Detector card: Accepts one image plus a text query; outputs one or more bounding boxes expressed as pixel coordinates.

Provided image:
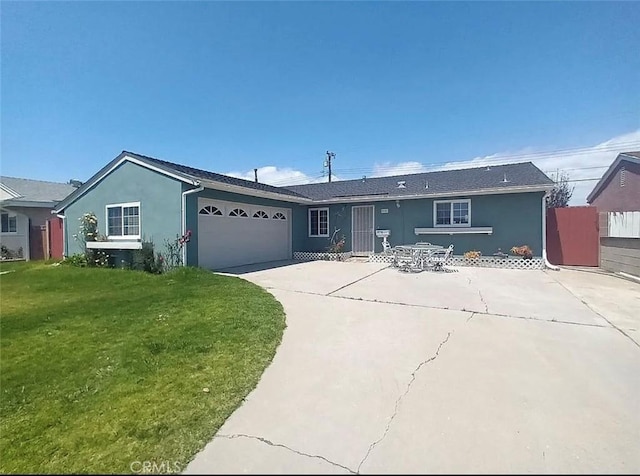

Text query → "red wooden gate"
[48,217,64,259]
[546,206,599,266]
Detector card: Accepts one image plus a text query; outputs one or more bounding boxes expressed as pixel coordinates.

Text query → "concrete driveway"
[185,261,640,474]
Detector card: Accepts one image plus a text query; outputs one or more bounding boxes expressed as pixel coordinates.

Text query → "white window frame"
[308,207,329,237]
[433,199,471,227]
[0,211,18,234]
[105,201,141,240]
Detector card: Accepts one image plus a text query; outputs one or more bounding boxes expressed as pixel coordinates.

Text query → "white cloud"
[224,129,640,204]
[371,161,430,177]
[224,166,340,187]
[371,129,640,205]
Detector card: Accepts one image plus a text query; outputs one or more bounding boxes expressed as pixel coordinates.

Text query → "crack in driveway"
[356,331,453,473]
[326,265,391,296]
[216,433,357,474]
[467,275,489,313]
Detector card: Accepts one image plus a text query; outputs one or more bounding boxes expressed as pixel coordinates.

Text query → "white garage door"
[197,198,291,269]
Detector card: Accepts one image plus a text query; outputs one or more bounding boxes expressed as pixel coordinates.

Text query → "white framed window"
[106,202,140,239]
[199,205,222,216]
[433,199,471,227]
[229,208,248,217]
[1,212,17,233]
[253,210,269,219]
[273,212,287,220]
[308,208,329,237]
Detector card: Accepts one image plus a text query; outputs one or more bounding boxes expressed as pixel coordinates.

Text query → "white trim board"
[86,241,143,250]
[312,185,553,204]
[415,227,493,235]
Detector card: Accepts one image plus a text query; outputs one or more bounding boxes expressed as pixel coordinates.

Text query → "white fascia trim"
[1,200,57,208]
[200,179,312,204]
[313,185,553,204]
[53,155,200,213]
[0,183,21,198]
[415,227,493,235]
[86,241,143,250]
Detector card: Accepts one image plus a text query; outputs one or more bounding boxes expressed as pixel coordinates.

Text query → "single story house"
[587,151,640,212]
[1,176,77,260]
[53,151,555,269]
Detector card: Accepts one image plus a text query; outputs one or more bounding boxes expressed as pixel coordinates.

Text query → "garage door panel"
[197,198,290,269]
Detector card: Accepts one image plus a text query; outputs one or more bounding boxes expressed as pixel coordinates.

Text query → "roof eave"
[199,179,313,204]
[312,184,553,204]
[0,182,21,199]
[54,152,201,212]
[1,199,58,208]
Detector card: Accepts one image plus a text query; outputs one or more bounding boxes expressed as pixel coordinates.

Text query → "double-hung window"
[434,199,471,227]
[1,212,17,233]
[308,208,329,237]
[106,202,140,239]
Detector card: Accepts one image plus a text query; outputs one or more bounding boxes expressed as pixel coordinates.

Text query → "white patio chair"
[393,247,422,272]
[425,244,454,272]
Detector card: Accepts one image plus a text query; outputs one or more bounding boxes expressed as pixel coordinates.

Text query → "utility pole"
[325,151,335,183]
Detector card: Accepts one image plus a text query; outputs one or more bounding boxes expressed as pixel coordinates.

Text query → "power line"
[330,140,640,175]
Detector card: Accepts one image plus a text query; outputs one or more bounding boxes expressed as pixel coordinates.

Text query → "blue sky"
[2,1,639,203]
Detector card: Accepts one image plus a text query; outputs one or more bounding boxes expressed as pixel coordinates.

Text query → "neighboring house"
[587,151,640,212]
[1,177,77,260]
[54,151,555,269]
[587,151,640,278]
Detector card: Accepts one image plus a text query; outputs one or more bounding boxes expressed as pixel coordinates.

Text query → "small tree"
[546,172,574,209]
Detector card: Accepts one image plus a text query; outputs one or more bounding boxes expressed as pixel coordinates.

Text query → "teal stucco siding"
[63,161,183,257]
[183,188,307,266]
[298,192,545,257]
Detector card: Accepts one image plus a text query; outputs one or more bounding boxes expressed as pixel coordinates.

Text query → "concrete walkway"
[185,261,640,474]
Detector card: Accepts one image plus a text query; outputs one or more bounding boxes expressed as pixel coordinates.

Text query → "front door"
[352,205,375,256]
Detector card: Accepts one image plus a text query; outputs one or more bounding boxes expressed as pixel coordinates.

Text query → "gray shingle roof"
[1,176,76,203]
[124,151,309,200]
[283,162,554,201]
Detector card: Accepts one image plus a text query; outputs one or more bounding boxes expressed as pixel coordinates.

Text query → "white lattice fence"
[368,253,395,264]
[368,253,545,270]
[294,251,353,261]
[448,255,544,270]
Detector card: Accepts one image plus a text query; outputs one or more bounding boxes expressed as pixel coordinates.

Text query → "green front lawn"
[0,262,286,473]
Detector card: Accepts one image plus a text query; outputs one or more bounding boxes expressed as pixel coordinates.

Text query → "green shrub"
[62,254,88,267]
[132,242,162,274]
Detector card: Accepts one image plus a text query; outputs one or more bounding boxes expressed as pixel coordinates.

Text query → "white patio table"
[393,244,444,272]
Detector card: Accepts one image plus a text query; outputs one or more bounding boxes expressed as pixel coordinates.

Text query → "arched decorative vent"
[199,205,222,216]
[273,212,287,220]
[253,210,269,219]
[229,208,248,217]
